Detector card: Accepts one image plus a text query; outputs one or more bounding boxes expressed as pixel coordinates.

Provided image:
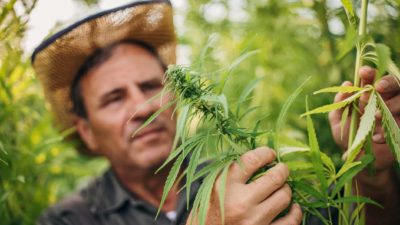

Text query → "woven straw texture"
[32,1,176,135]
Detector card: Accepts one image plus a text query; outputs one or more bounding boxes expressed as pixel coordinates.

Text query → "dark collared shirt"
[37,168,335,225]
[37,169,200,225]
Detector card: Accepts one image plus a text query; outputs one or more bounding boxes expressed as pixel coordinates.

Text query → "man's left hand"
[329,66,399,172]
[328,66,400,225]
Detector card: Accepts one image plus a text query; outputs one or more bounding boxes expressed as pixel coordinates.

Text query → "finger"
[372,132,386,144]
[328,81,353,125]
[247,163,289,202]
[372,122,385,144]
[335,81,354,102]
[359,66,376,86]
[359,91,370,113]
[375,75,400,99]
[230,147,276,183]
[373,115,400,144]
[375,110,382,120]
[381,94,400,116]
[257,184,292,223]
[270,203,303,225]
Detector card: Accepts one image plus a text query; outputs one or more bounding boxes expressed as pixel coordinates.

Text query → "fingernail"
[372,133,384,142]
[375,110,382,119]
[342,81,352,86]
[360,66,374,76]
[377,80,389,90]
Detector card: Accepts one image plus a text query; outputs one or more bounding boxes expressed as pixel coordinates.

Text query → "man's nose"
[128,89,156,121]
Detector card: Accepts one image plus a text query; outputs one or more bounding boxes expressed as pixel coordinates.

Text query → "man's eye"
[142,82,162,92]
[104,96,122,106]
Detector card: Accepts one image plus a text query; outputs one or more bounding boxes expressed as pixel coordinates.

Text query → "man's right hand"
[190,147,302,225]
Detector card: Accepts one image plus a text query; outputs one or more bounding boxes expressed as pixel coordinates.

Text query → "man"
[32,1,399,225]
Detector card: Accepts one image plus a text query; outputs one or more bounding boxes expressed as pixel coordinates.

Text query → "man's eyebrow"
[138,77,163,85]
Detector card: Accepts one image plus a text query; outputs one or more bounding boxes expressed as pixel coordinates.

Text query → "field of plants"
[0,0,399,224]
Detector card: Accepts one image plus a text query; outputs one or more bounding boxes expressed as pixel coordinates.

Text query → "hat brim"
[31,0,176,153]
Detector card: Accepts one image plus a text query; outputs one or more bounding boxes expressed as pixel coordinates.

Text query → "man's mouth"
[131,126,165,142]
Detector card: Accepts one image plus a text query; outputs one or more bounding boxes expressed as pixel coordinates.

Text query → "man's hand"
[329,66,400,225]
[329,66,399,171]
[190,147,302,225]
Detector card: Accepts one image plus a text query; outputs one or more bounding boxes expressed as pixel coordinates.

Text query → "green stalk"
[342,0,369,224]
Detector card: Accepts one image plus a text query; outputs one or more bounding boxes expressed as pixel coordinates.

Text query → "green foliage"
[377,94,400,162]
[2,0,400,224]
[148,60,379,225]
[0,1,107,224]
[303,0,400,224]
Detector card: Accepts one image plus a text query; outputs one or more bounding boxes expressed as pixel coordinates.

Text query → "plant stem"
[348,0,368,149]
[342,1,369,225]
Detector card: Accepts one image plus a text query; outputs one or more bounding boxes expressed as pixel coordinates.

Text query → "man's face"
[77,44,176,172]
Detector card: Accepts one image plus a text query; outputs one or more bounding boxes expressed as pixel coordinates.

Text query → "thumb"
[229,147,276,184]
[328,81,353,125]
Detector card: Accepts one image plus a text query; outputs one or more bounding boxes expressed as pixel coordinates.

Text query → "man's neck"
[112,164,179,212]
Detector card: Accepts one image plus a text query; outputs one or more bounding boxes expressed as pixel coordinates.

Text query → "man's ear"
[75,118,99,153]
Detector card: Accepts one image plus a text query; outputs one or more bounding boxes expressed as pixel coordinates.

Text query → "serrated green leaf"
[157,147,191,218]
[218,94,229,118]
[218,165,229,225]
[300,206,331,225]
[364,128,376,175]
[387,60,400,86]
[343,92,377,162]
[314,86,364,94]
[236,77,265,116]
[340,106,350,140]
[216,50,260,94]
[279,146,310,157]
[0,158,8,166]
[0,141,7,155]
[186,154,239,188]
[286,161,314,171]
[275,77,310,154]
[131,99,176,138]
[173,105,190,150]
[185,143,204,209]
[292,180,325,201]
[375,43,391,77]
[157,133,207,173]
[341,0,354,16]
[194,168,221,225]
[128,91,163,122]
[320,152,336,176]
[250,120,262,149]
[228,50,260,72]
[223,135,246,154]
[377,94,400,164]
[198,33,218,71]
[337,27,359,60]
[306,97,328,194]
[340,0,357,28]
[331,155,374,198]
[334,196,381,208]
[301,88,370,117]
[238,105,267,121]
[335,161,361,181]
[350,202,365,225]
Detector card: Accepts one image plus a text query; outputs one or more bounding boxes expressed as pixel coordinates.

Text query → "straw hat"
[31,0,176,153]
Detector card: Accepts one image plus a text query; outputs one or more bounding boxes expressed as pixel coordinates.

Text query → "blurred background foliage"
[0,0,399,224]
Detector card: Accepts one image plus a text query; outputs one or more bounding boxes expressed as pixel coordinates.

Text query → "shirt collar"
[82,164,203,218]
[82,168,140,214]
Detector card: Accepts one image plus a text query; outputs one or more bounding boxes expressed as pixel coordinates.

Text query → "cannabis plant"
[303,0,400,224]
[135,62,384,225]
[134,1,400,225]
